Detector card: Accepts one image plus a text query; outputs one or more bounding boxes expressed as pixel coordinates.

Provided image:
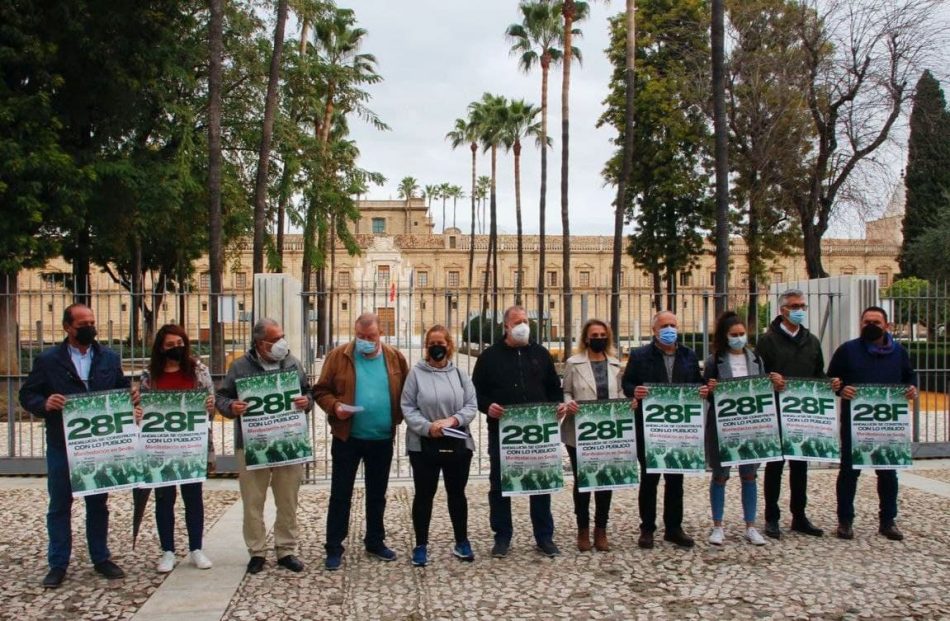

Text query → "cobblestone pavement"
[224,469,950,621]
[911,469,950,486]
[0,488,239,621]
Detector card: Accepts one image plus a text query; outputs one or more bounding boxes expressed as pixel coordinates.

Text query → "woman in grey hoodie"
[401,325,478,567]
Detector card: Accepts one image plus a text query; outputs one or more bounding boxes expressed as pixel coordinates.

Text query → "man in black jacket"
[756,289,839,539]
[472,305,564,558]
[622,311,707,549]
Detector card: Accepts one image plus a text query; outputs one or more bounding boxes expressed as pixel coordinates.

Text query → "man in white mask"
[216,318,312,574]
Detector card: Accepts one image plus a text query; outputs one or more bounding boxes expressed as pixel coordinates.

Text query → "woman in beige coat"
[560,319,625,552]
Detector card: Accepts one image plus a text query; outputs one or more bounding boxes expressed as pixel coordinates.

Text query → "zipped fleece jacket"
[755,316,826,378]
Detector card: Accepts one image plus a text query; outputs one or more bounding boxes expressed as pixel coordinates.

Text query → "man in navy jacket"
[622,311,708,549]
[827,306,917,541]
[19,304,133,588]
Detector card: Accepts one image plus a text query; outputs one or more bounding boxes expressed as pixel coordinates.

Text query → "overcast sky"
[340,1,948,239]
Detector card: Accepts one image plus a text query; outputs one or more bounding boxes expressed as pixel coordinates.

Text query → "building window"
[449,236,457,249]
[121,303,127,312]
[481,271,490,287]
[709,271,717,287]
[200,272,210,290]
[417,271,428,287]
[840,267,855,276]
[451,300,458,310]
[235,272,247,289]
[512,270,524,288]
[372,218,386,234]
[679,272,692,287]
[547,271,558,287]
[549,299,556,309]
[201,302,208,311]
[376,265,390,286]
[579,271,591,287]
[338,271,351,288]
[772,271,785,282]
[878,271,891,288]
[447,270,460,288]
[47,303,53,312]
[161,303,167,311]
[420,300,427,310]
[238,302,245,312]
[341,300,348,311]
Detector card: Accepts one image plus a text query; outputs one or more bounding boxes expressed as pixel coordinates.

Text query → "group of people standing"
[20,288,917,587]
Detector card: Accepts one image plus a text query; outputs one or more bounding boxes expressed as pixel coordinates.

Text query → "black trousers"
[763,459,809,523]
[325,437,393,555]
[409,449,472,546]
[565,445,612,529]
[635,414,683,533]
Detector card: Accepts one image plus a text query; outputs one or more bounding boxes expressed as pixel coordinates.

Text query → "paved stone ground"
[223,470,950,621]
[909,469,950,486]
[0,486,239,621]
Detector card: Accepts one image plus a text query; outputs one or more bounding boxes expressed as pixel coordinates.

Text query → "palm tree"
[208,0,225,373]
[447,184,465,229]
[475,175,491,234]
[558,0,589,359]
[502,99,544,304]
[446,115,480,329]
[712,0,730,315]
[397,176,419,234]
[506,1,574,339]
[424,183,438,212]
[439,181,452,233]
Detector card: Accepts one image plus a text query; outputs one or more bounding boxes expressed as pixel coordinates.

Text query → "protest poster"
[641,384,705,474]
[779,378,840,463]
[235,370,313,469]
[498,402,563,496]
[849,384,913,469]
[62,389,140,497]
[139,390,210,487]
[714,376,783,467]
[573,399,639,491]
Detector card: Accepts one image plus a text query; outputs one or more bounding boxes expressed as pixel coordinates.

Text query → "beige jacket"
[561,351,624,447]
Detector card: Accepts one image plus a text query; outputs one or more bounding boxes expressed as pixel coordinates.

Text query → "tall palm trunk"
[560,1,576,360]
[514,139,524,304]
[466,142,477,343]
[441,195,447,233]
[252,0,289,275]
[207,0,225,373]
[712,0,730,315]
[537,58,550,342]
[612,0,636,347]
[490,146,499,317]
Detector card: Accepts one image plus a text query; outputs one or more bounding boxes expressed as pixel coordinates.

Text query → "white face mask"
[510,322,530,344]
[268,338,290,361]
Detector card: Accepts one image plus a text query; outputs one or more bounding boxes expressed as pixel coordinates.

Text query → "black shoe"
[663,528,695,549]
[277,554,304,572]
[246,556,266,574]
[42,567,66,589]
[93,560,125,579]
[836,523,854,540]
[536,540,560,558]
[638,531,654,549]
[790,517,824,537]
[879,524,904,541]
[764,521,781,539]
[491,540,510,558]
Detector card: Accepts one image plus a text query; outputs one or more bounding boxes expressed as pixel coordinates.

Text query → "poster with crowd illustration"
[573,399,639,491]
[641,384,706,474]
[498,403,564,496]
[235,370,313,470]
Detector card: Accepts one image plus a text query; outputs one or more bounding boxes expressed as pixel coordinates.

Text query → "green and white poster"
[573,399,639,491]
[62,389,140,497]
[498,402,563,496]
[139,390,210,487]
[236,370,313,470]
[849,384,912,469]
[641,384,705,474]
[779,378,840,463]
[714,377,783,466]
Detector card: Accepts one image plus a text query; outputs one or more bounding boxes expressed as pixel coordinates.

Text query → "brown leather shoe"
[836,523,854,540]
[663,528,695,549]
[593,527,610,552]
[879,524,904,541]
[576,527,592,552]
[638,531,654,549]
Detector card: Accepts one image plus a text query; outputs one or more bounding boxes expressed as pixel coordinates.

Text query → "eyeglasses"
[784,304,807,311]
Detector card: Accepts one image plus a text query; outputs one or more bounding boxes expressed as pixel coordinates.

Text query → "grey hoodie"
[400,359,478,453]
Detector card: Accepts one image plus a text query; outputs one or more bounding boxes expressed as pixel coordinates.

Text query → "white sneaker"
[190,549,213,569]
[157,551,176,573]
[744,527,767,546]
[708,527,725,546]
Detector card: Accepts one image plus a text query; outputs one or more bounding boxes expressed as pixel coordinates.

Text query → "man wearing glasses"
[756,289,838,539]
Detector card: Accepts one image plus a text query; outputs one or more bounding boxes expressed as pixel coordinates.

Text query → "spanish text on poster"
[498,402,563,496]
[641,384,705,474]
[139,390,210,487]
[849,384,912,470]
[573,399,639,491]
[714,376,783,466]
[779,378,840,463]
[236,370,313,470]
[62,389,140,497]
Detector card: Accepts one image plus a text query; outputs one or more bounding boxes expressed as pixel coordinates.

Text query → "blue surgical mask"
[728,335,747,351]
[788,309,807,326]
[657,327,678,346]
[355,338,377,355]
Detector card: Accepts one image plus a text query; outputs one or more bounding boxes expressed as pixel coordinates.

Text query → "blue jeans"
[155,482,204,552]
[46,446,111,569]
[325,436,393,555]
[710,464,759,524]
[487,422,554,545]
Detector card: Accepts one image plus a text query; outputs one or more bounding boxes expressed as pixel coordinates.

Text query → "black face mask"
[75,325,97,346]
[861,324,885,342]
[427,345,448,361]
[588,337,609,353]
[164,346,187,362]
